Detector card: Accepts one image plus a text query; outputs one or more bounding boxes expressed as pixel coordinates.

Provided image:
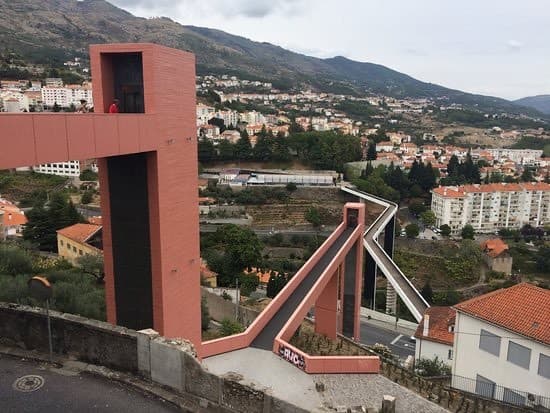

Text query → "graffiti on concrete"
[278,345,305,370]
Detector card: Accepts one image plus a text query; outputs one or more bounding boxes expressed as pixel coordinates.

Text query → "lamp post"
[28,276,53,362]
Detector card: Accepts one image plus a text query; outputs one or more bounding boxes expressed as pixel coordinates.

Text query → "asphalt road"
[359,319,416,359]
[0,356,180,413]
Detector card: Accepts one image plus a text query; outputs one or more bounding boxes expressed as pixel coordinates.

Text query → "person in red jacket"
[108,99,120,114]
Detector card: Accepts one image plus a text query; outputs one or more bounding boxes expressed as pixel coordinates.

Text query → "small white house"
[414,306,455,367]
[452,283,550,409]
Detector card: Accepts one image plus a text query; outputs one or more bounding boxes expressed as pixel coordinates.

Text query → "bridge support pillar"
[314,269,339,340]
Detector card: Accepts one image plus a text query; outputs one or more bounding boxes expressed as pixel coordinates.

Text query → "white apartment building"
[41,84,93,108]
[452,283,550,409]
[196,103,215,126]
[431,182,550,234]
[488,148,543,165]
[34,160,97,177]
[414,307,455,367]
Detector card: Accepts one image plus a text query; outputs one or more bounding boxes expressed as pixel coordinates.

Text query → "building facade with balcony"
[431,182,550,234]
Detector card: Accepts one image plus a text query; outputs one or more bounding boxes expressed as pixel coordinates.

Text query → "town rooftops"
[57,223,101,244]
[480,238,509,258]
[414,306,455,346]
[454,283,550,345]
[432,182,550,198]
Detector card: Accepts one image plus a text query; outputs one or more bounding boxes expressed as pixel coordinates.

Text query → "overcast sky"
[109,0,550,100]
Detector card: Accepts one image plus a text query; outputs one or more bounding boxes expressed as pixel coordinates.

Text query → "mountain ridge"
[0,0,546,118]
[514,95,550,115]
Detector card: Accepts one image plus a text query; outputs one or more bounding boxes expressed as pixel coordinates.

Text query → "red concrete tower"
[0,43,201,349]
[90,44,201,347]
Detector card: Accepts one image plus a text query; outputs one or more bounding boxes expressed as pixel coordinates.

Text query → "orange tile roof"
[454,283,550,345]
[1,210,27,227]
[480,238,509,258]
[433,182,550,198]
[57,223,101,244]
[414,306,455,345]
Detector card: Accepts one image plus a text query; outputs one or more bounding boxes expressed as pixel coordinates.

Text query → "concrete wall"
[0,302,138,372]
[202,288,260,327]
[0,302,308,413]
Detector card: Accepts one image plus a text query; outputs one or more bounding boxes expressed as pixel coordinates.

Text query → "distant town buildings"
[431,183,550,234]
[480,238,513,275]
[0,199,27,240]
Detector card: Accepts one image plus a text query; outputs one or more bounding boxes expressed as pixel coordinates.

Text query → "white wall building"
[34,160,82,177]
[452,283,550,409]
[41,84,93,108]
[488,148,544,164]
[414,307,455,367]
[431,182,550,234]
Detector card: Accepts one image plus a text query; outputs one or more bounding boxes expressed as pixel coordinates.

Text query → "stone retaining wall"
[202,288,261,327]
[0,302,307,413]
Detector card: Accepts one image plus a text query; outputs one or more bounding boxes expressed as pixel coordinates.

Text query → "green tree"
[79,169,98,181]
[409,201,427,217]
[461,224,475,240]
[305,207,321,227]
[366,142,377,160]
[285,182,297,193]
[220,318,244,336]
[420,280,434,304]
[198,137,217,163]
[217,140,235,161]
[415,357,451,377]
[75,253,104,282]
[234,130,253,160]
[420,210,436,228]
[23,192,84,251]
[439,224,451,237]
[239,273,259,296]
[0,245,33,275]
[266,272,289,298]
[405,223,420,239]
[81,191,93,205]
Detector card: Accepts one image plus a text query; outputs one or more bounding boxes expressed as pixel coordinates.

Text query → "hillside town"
[1,50,549,412]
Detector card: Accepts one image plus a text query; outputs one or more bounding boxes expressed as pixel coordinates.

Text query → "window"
[475,375,495,399]
[60,240,64,246]
[538,354,550,379]
[479,329,501,356]
[448,349,453,360]
[67,243,71,250]
[72,246,77,253]
[507,341,531,370]
[79,249,83,256]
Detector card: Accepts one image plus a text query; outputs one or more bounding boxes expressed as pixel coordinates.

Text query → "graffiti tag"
[278,345,306,370]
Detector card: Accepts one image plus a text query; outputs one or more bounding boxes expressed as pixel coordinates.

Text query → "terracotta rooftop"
[480,238,509,258]
[414,306,455,346]
[87,216,103,226]
[57,223,101,244]
[1,210,27,227]
[454,283,550,345]
[433,182,550,198]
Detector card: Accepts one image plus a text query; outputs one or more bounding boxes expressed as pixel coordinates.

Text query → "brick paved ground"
[313,374,451,413]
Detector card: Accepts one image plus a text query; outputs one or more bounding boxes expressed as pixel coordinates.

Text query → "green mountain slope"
[515,95,550,115]
[0,0,545,118]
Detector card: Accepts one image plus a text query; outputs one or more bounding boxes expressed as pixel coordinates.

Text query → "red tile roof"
[1,210,27,227]
[454,283,550,345]
[433,182,550,198]
[414,306,455,345]
[57,223,101,244]
[480,238,509,258]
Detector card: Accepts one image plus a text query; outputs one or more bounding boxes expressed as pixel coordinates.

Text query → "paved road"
[359,319,416,359]
[0,356,180,413]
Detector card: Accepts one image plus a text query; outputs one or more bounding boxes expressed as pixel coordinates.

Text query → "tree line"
[199,128,362,173]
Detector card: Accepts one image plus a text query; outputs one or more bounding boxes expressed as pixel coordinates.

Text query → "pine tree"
[366,142,377,160]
